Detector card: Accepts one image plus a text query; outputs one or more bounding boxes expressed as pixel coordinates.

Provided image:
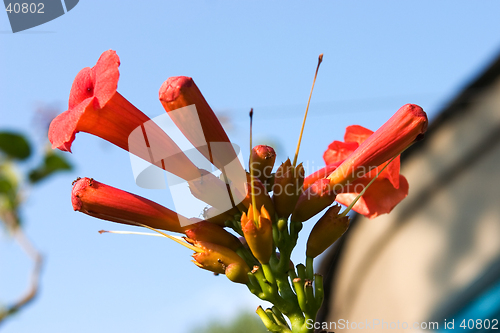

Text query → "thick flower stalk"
[51,51,428,333]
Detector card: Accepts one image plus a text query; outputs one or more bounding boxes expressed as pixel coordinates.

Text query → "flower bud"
[240,177,275,219]
[241,205,273,264]
[250,145,276,186]
[291,178,336,223]
[190,240,250,284]
[306,205,349,258]
[272,159,304,219]
[185,221,242,251]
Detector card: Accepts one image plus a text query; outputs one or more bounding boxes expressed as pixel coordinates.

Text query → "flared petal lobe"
[335,175,409,218]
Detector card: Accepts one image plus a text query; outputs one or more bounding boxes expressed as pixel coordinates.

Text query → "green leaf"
[0,132,31,160]
[29,152,72,183]
[0,177,14,195]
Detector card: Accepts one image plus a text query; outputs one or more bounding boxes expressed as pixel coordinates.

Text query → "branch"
[0,227,43,325]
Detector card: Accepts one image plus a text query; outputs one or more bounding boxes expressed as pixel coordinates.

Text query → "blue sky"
[1,1,500,332]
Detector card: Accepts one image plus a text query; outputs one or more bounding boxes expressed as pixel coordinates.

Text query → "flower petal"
[335,175,409,218]
[323,141,358,165]
[344,125,373,145]
[303,162,342,191]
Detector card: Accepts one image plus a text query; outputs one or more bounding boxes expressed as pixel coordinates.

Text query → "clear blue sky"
[1,1,500,332]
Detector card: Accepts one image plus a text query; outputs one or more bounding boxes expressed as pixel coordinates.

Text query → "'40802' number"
[460,319,498,330]
[5,3,44,14]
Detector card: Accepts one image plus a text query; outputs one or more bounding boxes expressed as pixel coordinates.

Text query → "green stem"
[256,306,283,332]
[305,256,314,281]
[313,274,324,312]
[262,263,276,285]
[236,247,258,268]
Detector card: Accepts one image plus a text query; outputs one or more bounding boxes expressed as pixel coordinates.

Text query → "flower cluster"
[49,50,427,333]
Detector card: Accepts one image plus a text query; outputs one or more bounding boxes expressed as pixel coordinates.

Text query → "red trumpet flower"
[327,104,427,189]
[159,76,242,172]
[49,50,200,181]
[71,177,191,233]
[312,104,427,218]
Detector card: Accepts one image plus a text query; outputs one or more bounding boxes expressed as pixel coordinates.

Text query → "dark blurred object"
[318,52,500,332]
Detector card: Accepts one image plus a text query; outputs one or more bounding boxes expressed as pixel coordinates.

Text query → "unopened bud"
[241,176,275,218]
[272,159,304,218]
[190,240,250,284]
[291,178,336,223]
[241,205,274,264]
[185,221,242,251]
[306,205,349,258]
[250,145,276,186]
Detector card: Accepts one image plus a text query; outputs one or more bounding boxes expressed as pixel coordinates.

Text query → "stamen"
[114,222,202,253]
[292,54,323,167]
[249,108,258,223]
[98,230,165,237]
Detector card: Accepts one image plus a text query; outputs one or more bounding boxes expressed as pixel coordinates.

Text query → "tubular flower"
[272,159,304,219]
[241,205,273,264]
[159,76,241,171]
[48,51,200,181]
[189,240,250,284]
[321,120,417,218]
[306,205,349,258]
[291,178,336,223]
[327,103,427,189]
[71,177,190,233]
